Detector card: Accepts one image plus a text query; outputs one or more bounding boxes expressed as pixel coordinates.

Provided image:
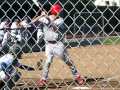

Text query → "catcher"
[0,51,35,90]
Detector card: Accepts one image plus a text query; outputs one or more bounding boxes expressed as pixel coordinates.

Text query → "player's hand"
[41,11,46,16]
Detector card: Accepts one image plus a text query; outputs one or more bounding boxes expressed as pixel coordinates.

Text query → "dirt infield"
[16,45,120,89]
[12,78,120,90]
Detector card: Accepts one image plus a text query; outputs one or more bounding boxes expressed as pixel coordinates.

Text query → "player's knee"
[46,55,53,63]
[44,58,53,68]
[45,60,51,65]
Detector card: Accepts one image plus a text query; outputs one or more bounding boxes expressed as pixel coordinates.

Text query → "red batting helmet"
[50,4,62,15]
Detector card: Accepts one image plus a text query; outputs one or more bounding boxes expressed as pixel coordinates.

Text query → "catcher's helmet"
[50,4,62,15]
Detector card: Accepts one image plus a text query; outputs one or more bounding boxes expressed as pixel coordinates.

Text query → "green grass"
[102,36,120,45]
[63,36,120,47]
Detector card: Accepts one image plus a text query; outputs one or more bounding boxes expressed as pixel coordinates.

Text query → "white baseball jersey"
[0,54,14,69]
[37,16,50,43]
[37,16,64,43]
[44,28,59,41]
[38,16,50,25]
[44,17,64,42]
[53,18,64,26]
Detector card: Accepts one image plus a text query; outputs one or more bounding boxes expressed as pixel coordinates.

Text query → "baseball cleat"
[75,75,85,85]
[36,79,47,86]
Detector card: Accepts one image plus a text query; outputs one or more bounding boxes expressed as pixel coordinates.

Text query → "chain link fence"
[0,0,120,90]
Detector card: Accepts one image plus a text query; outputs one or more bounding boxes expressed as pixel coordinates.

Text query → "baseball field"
[1,0,120,89]
[12,44,120,90]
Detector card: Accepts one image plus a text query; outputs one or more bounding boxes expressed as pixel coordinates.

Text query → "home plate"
[72,86,91,90]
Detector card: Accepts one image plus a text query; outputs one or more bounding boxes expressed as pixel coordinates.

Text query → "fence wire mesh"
[0,0,120,90]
